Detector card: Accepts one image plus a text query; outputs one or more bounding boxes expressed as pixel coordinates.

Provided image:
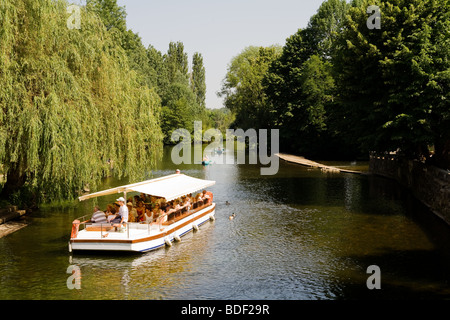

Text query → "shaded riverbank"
[0,206,28,238]
[370,154,450,226]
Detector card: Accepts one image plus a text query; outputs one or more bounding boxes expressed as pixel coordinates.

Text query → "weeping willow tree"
[0,0,163,204]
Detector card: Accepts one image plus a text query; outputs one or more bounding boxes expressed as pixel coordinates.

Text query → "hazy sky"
[114,0,326,109]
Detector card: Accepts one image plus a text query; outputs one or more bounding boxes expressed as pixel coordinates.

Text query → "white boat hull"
[69,203,215,253]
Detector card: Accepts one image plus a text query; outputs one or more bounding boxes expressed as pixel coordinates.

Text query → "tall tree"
[307,0,350,59]
[86,0,152,87]
[0,0,163,203]
[86,0,126,32]
[219,46,282,130]
[191,52,206,108]
[161,82,200,143]
[147,45,169,96]
[165,41,189,85]
[262,0,353,158]
[333,0,450,167]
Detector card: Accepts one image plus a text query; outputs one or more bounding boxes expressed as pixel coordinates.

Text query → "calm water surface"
[1,147,450,300]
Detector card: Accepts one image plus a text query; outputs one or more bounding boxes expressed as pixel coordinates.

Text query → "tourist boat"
[68,174,216,253]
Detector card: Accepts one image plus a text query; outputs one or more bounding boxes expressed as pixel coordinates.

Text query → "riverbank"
[0,206,28,238]
[370,154,450,226]
[277,152,450,228]
[276,153,367,175]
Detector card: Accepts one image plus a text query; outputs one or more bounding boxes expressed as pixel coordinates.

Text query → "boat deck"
[76,223,162,241]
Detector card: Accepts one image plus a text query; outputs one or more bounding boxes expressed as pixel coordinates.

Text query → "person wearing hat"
[110,197,129,228]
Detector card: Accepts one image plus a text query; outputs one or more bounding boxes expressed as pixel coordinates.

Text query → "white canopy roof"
[78,174,215,202]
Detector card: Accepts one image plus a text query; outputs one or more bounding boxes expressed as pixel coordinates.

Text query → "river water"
[1,146,450,300]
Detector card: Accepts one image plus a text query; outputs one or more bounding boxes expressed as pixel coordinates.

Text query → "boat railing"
[72,213,164,239]
[165,198,213,223]
[72,214,92,231]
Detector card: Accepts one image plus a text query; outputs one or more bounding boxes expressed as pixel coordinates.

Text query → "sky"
[113,0,327,109]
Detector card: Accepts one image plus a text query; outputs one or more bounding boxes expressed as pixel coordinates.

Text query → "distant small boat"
[202,160,212,166]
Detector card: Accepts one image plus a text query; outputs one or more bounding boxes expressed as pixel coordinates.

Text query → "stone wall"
[369,154,450,225]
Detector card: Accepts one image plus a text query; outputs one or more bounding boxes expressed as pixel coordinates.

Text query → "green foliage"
[86,0,154,89]
[219,45,282,130]
[161,81,200,143]
[0,0,163,203]
[224,0,450,167]
[157,42,206,144]
[263,0,352,158]
[191,52,206,108]
[307,0,350,58]
[86,0,127,32]
[147,45,169,97]
[203,108,235,133]
[165,41,189,85]
[81,1,211,145]
[333,0,450,166]
[85,3,210,144]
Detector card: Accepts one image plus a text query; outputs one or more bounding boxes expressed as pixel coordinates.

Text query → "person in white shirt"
[117,197,129,224]
[111,197,129,229]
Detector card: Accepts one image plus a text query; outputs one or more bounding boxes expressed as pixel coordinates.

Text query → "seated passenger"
[136,201,145,221]
[166,204,175,215]
[104,204,113,215]
[182,197,191,211]
[109,202,122,223]
[196,193,204,206]
[152,203,160,219]
[144,205,154,223]
[110,197,129,227]
[106,206,116,222]
[202,190,213,204]
[164,205,172,218]
[173,200,181,211]
[114,202,120,212]
[158,207,168,229]
[91,205,107,224]
[139,193,148,203]
[127,202,138,222]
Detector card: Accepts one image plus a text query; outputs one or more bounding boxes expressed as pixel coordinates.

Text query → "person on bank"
[91,205,107,224]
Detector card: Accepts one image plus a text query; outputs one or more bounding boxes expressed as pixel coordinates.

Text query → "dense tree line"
[0,0,209,204]
[86,0,208,144]
[221,0,450,168]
